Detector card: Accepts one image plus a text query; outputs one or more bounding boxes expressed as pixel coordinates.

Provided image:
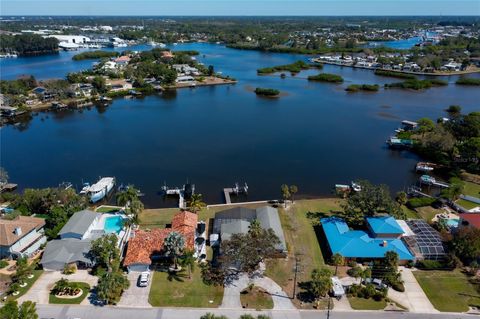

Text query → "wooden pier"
[223,183,248,204]
[161,183,195,209]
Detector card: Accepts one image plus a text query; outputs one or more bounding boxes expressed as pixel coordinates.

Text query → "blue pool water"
[446,219,460,228]
[104,216,124,234]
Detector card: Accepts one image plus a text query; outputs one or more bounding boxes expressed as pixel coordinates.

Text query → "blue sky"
[1,0,478,16]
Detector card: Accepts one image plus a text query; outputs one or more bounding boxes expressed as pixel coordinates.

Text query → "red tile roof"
[123,211,198,267]
[460,213,480,229]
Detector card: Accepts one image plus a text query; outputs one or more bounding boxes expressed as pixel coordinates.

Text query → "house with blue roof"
[320,216,414,262]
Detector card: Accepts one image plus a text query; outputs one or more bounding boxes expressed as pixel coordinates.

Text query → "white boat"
[82,177,115,203]
[351,182,362,192]
[148,41,166,48]
[416,163,434,172]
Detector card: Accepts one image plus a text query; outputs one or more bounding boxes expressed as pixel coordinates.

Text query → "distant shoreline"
[315,60,480,76]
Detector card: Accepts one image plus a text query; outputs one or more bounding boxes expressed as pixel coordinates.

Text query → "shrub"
[0,260,8,269]
[63,264,77,275]
[347,260,357,267]
[390,281,405,292]
[347,266,363,278]
[254,87,280,96]
[407,197,436,208]
[456,77,480,86]
[416,259,448,270]
[308,73,344,83]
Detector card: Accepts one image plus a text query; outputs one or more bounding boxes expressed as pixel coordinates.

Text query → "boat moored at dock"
[81,177,116,203]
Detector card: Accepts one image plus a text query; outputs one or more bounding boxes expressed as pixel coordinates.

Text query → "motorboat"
[82,177,115,203]
[351,181,362,192]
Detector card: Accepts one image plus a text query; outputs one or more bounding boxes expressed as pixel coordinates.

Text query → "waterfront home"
[442,61,462,72]
[0,216,47,259]
[106,79,133,92]
[320,216,414,263]
[212,206,287,256]
[161,51,174,59]
[113,55,131,67]
[175,75,195,84]
[102,61,117,71]
[172,64,200,76]
[123,211,199,272]
[41,210,129,271]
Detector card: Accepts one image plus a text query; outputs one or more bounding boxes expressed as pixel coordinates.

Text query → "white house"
[0,216,47,259]
[47,35,91,44]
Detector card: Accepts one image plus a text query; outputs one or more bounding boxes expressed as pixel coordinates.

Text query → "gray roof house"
[40,210,101,271]
[213,206,287,255]
[59,210,101,240]
[40,239,93,271]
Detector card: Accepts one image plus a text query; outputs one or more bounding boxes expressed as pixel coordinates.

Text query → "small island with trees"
[257,60,313,75]
[72,50,120,61]
[346,84,380,92]
[308,73,344,83]
[254,87,281,97]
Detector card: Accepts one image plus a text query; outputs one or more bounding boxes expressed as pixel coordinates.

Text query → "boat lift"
[161,182,195,209]
[223,182,248,204]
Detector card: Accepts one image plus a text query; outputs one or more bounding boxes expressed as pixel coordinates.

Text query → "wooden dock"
[165,188,186,209]
[223,188,233,204]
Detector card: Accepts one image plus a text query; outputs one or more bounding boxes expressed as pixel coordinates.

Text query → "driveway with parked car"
[117,271,153,307]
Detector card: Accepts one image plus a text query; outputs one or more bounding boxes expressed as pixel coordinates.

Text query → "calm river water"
[1,43,479,207]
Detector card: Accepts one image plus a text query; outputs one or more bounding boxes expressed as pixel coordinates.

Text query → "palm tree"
[330,253,344,275]
[188,194,206,214]
[289,185,298,203]
[248,219,262,237]
[116,185,140,207]
[164,232,185,271]
[281,184,290,207]
[18,301,39,319]
[179,250,196,279]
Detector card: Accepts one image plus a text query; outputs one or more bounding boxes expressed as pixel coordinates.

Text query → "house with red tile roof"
[459,213,480,229]
[123,211,198,272]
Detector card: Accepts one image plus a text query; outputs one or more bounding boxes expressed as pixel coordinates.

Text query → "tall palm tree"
[179,250,196,279]
[116,185,139,208]
[164,232,185,271]
[248,219,262,237]
[188,194,206,214]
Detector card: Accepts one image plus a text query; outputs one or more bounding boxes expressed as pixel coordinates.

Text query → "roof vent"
[382,240,388,247]
[14,227,22,236]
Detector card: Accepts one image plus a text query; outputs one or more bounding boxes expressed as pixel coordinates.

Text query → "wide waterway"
[1,43,480,207]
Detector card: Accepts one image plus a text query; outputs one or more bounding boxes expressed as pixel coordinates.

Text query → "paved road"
[36,304,476,319]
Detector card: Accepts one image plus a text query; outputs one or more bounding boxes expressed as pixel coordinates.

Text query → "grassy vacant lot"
[348,297,387,310]
[401,205,420,219]
[149,268,223,308]
[413,270,480,312]
[49,282,90,304]
[265,198,344,307]
[463,181,480,197]
[240,286,273,310]
[139,203,265,229]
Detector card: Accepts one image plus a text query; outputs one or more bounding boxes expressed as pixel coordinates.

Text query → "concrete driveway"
[18,270,98,305]
[117,271,152,307]
[387,267,438,313]
[220,273,295,310]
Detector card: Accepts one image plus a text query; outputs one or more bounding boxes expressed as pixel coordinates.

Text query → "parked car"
[138,271,150,287]
[362,278,387,290]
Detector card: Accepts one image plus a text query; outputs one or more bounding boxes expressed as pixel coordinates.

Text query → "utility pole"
[292,255,299,299]
[326,296,331,319]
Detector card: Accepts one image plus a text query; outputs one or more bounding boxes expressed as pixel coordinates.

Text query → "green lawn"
[456,199,479,210]
[348,297,387,310]
[463,181,480,198]
[413,270,480,312]
[415,206,443,222]
[240,286,274,310]
[148,268,224,307]
[401,205,420,219]
[49,282,90,304]
[9,270,43,301]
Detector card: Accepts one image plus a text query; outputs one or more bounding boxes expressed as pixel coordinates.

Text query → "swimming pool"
[446,218,460,228]
[104,216,125,234]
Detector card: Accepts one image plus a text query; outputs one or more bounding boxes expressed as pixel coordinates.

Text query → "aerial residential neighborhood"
[0,2,479,319]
